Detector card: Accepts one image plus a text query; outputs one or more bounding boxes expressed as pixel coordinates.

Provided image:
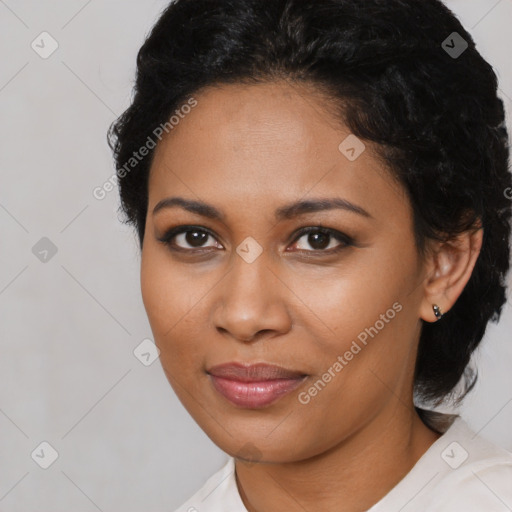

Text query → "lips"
[207,362,307,408]
[207,362,306,381]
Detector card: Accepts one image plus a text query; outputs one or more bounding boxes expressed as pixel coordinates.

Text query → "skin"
[140,80,483,512]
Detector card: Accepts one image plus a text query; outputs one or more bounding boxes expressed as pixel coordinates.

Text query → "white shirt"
[174,417,512,511]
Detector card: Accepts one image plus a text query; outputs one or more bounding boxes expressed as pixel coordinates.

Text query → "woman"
[108,0,512,510]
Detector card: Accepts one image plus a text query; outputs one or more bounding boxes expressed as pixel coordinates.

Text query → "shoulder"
[429,458,512,511]
[173,457,248,512]
[426,419,512,511]
[370,416,512,512]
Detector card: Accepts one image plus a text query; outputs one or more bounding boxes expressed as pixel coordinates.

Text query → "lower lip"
[209,375,307,408]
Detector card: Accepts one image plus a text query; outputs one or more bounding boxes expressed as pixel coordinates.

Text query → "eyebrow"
[152,196,373,220]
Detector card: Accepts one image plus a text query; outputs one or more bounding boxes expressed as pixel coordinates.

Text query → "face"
[140,81,430,463]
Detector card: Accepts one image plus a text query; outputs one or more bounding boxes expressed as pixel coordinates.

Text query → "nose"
[212,251,293,343]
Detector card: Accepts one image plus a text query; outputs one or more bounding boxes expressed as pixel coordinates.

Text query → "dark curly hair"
[107,0,512,409]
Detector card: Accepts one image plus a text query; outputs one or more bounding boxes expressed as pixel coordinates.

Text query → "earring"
[432,304,444,320]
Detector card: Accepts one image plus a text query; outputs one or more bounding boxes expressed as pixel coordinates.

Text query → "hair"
[107,0,512,411]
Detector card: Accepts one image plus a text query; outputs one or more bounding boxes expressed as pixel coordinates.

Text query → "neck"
[234,406,442,512]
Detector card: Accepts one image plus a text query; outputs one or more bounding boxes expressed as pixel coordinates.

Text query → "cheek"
[140,250,172,332]
[140,246,214,369]
[140,245,189,355]
[141,243,198,330]
[288,246,415,350]
[286,242,420,409]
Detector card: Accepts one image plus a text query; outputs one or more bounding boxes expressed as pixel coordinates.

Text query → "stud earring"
[432,304,444,320]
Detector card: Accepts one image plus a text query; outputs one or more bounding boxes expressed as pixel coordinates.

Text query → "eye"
[288,226,353,254]
[157,225,222,252]
[157,225,353,255]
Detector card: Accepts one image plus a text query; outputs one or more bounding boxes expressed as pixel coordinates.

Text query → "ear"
[419,225,484,323]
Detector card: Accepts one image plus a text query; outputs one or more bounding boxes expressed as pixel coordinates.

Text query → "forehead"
[148,81,407,220]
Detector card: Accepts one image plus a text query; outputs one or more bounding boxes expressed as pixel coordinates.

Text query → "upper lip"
[207,362,307,382]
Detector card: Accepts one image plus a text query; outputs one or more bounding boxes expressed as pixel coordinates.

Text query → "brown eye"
[289,227,353,253]
[157,226,223,251]
[179,229,210,248]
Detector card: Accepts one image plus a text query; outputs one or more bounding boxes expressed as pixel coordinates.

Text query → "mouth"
[206,362,308,409]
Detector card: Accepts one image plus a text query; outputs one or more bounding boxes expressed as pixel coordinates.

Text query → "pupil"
[309,232,329,250]
[186,230,208,247]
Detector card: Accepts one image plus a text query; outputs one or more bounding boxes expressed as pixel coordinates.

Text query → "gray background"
[0,1,511,510]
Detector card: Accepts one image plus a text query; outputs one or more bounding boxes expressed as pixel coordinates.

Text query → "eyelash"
[156,225,354,256]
